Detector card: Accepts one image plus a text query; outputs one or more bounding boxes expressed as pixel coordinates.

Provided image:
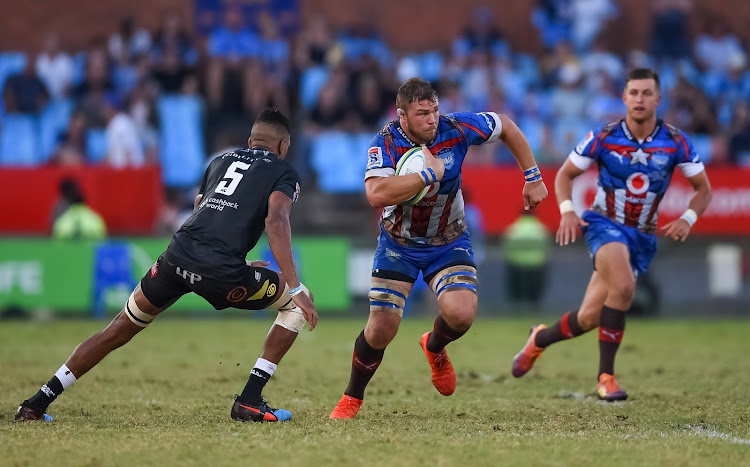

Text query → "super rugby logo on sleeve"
[367,147,383,169]
[575,131,595,155]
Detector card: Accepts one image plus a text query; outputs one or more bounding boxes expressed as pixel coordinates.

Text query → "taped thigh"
[124,292,156,328]
[368,281,409,317]
[431,265,478,300]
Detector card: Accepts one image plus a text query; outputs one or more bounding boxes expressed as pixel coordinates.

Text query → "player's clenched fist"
[421,145,445,181]
[523,180,548,210]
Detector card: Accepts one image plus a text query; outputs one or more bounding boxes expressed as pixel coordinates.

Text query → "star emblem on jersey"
[629,148,650,165]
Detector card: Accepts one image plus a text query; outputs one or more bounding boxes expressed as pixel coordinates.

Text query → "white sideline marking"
[687,425,750,445]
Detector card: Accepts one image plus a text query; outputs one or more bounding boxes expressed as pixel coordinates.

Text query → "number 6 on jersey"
[216,161,251,196]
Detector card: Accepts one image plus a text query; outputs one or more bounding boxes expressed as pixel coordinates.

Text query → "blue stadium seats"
[518,116,546,156]
[39,98,73,161]
[0,52,27,116]
[691,133,712,164]
[299,66,329,110]
[86,128,109,163]
[157,94,205,187]
[0,114,39,166]
[309,131,367,193]
[70,52,87,87]
[92,242,134,319]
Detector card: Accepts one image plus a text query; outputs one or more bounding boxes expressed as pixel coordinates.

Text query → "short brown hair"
[396,78,438,110]
[626,68,660,92]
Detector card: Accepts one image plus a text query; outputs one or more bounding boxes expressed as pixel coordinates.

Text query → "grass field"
[2,317,750,466]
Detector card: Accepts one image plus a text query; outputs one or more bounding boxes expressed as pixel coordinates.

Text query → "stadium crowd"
[1,1,749,232]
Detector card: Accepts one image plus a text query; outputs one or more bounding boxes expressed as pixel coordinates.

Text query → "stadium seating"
[691,133,713,164]
[309,131,368,193]
[86,128,109,163]
[39,98,74,161]
[299,66,329,110]
[0,113,39,166]
[0,52,27,116]
[157,94,206,188]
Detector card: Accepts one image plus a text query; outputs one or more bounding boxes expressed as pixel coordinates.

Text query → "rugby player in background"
[512,69,712,401]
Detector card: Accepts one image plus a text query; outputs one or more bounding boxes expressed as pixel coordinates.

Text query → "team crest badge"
[652,153,669,168]
[437,148,454,170]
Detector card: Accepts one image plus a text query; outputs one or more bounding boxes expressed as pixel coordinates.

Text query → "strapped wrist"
[680,209,698,227]
[559,199,574,215]
[524,165,542,182]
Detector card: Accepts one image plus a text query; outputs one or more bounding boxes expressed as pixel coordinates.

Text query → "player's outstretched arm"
[497,114,548,209]
[661,171,712,242]
[555,159,588,246]
[265,191,318,330]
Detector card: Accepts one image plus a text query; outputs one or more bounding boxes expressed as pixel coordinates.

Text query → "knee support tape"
[269,282,309,333]
[368,281,409,317]
[431,265,478,300]
[124,292,155,328]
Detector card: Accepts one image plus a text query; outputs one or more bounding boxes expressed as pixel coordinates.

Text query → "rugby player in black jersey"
[15,109,317,423]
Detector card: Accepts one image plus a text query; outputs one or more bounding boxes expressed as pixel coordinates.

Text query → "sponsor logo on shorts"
[176,267,202,284]
[605,228,622,237]
[255,271,261,281]
[150,262,158,278]
[247,280,271,301]
[227,286,248,302]
[266,283,277,297]
[385,248,401,259]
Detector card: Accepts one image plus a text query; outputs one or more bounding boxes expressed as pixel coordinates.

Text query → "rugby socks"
[26,364,77,412]
[239,358,277,404]
[426,315,467,353]
[344,331,385,400]
[598,306,626,377]
[535,311,586,348]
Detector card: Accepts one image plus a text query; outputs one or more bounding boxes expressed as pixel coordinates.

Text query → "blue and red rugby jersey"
[365,112,502,243]
[569,119,705,233]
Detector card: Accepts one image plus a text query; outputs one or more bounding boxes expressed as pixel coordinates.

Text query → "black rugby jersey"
[167,148,300,280]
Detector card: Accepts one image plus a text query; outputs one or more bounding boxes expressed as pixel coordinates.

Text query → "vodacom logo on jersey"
[626,172,650,195]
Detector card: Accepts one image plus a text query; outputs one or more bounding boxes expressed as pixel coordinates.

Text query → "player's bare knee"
[364,317,399,347]
[611,280,636,306]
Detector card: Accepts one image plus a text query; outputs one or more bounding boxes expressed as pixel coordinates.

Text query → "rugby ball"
[396,147,431,205]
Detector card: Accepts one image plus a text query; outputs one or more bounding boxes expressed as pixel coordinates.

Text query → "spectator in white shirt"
[103,94,144,168]
[36,32,74,99]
